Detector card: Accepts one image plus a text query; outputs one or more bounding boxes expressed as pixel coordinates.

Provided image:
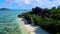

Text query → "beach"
[18,18,36,34]
[18,17,49,34]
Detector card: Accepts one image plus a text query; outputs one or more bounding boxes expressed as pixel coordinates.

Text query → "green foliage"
[23,6,60,34]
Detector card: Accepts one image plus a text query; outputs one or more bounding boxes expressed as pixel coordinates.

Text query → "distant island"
[0,8,11,10]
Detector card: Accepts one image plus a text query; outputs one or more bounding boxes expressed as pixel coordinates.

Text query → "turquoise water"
[0,10,27,34]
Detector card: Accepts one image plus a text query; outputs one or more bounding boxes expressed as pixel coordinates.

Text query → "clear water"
[0,10,27,34]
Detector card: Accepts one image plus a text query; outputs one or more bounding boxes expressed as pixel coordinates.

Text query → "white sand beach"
[18,17,49,34]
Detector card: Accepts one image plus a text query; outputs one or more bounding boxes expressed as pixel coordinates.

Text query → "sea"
[0,10,28,34]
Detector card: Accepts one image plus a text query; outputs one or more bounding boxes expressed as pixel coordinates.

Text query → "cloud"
[0,0,60,9]
[34,0,60,8]
[14,0,31,4]
[24,0,31,4]
[36,0,40,3]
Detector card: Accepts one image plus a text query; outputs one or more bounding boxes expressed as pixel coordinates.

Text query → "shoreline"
[18,17,36,34]
[18,17,49,34]
[17,18,28,34]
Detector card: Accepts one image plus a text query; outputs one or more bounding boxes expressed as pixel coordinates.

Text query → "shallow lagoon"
[0,10,27,34]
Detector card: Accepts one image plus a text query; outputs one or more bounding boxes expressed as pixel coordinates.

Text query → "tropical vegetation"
[19,6,60,34]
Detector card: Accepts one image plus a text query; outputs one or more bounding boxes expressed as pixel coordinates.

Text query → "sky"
[0,0,60,9]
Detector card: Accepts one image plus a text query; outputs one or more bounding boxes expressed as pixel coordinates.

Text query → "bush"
[22,6,60,34]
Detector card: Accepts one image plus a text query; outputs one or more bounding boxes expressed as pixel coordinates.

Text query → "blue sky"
[0,0,60,9]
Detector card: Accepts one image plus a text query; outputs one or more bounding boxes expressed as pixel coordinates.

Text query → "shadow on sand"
[34,26,49,34]
[22,18,49,34]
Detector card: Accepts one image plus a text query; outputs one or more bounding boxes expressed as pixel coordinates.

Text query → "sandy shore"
[18,18,36,34]
[18,17,49,34]
[24,25,37,34]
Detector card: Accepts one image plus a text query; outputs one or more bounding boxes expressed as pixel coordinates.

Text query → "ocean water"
[0,10,28,34]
